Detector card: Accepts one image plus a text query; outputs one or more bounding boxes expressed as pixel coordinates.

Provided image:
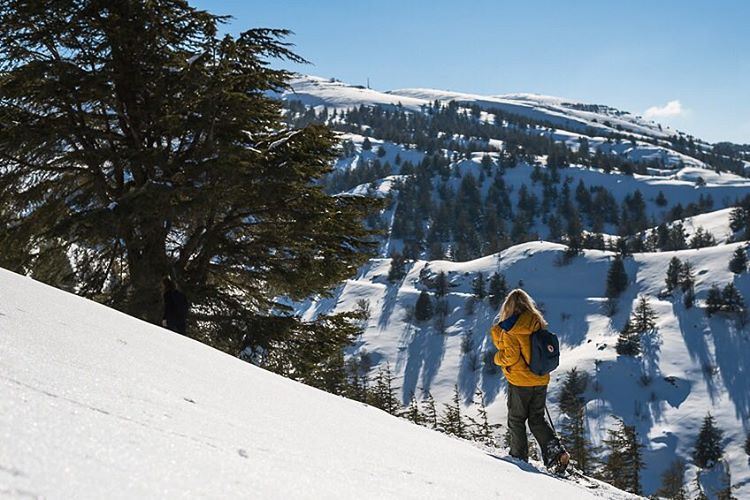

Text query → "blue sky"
[194,0,749,144]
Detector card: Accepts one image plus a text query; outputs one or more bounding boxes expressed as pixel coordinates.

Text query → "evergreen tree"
[616,296,657,356]
[415,291,434,321]
[655,458,688,500]
[362,137,372,150]
[666,257,683,292]
[729,247,748,274]
[488,272,508,308]
[744,432,750,458]
[472,272,486,299]
[689,227,717,249]
[421,391,438,430]
[435,271,449,297]
[369,364,400,416]
[405,394,423,425]
[616,320,640,356]
[468,388,501,447]
[558,369,593,473]
[693,413,724,468]
[705,285,724,316]
[261,310,369,391]
[631,295,658,333]
[565,210,584,257]
[0,2,378,352]
[668,223,688,251]
[721,283,745,313]
[439,385,467,438]
[388,252,407,282]
[342,354,371,403]
[680,261,696,308]
[558,368,589,416]
[655,190,668,207]
[606,255,628,298]
[600,418,644,495]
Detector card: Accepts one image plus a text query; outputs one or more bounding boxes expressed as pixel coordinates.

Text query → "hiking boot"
[553,451,570,474]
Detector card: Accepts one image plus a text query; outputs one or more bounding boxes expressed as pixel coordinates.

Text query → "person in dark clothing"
[162,277,189,335]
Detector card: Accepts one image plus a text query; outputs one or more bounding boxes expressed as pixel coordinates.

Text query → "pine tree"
[388,252,407,282]
[558,368,593,473]
[558,368,589,416]
[679,261,695,291]
[439,385,467,438]
[606,255,628,298]
[362,137,372,150]
[693,413,724,468]
[689,227,717,249]
[744,432,750,458]
[632,295,658,333]
[342,355,370,403]
[705,285,724,316]
[680,261,696,309]
[488,272,508,308]
[666,257,683,292]
[721,283,745,313]
[616,297,656,357]
[656,190,668,207]
[600,418,644,495]
[435,271,449,297]
[616,320,640,356]
[729,247,748,274]
[468,388,501,447]
[421,391,439,430]
[655,458,688,500]
[405,394,423,425]
[369,364,400,416]
[472,272,486,299]
[0,2,378,351]
[415,291,434,321]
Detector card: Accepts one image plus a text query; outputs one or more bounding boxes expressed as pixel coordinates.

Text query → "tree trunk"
[124,223,168,325]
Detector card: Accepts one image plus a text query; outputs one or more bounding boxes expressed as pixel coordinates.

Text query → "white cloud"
[644,100,684,119]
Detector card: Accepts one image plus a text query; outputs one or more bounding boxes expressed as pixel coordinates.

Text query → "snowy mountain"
[0,267,632,499]
[277,76,750,498]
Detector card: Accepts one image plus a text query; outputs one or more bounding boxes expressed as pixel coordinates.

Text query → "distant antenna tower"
[367,77,370,89]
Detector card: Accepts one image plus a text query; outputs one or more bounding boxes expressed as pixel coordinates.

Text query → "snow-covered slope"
[278,75,428,111]
[0,267,632,499]
[388,87,676,141]
[300,242,750,498]
[279,75,680,142]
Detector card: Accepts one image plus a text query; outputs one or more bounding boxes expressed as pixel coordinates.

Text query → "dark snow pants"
[507,383,558,463]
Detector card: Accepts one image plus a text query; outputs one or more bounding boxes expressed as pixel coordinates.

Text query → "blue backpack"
[498,314,560,376]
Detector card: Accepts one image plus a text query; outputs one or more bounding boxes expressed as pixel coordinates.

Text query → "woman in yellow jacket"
[491,288,569,472]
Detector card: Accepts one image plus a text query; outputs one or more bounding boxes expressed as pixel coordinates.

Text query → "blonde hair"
[495,288,547,328]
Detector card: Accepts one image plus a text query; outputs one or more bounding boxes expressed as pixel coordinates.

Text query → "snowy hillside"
[280,75,675,141]
[277,74,750,498]
[299,242,750,498]
[0,267,633,499]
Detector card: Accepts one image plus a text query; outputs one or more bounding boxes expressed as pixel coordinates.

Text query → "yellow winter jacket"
[491,311,550,387]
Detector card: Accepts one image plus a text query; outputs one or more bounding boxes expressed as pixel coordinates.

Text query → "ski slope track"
[0,267,633,499]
